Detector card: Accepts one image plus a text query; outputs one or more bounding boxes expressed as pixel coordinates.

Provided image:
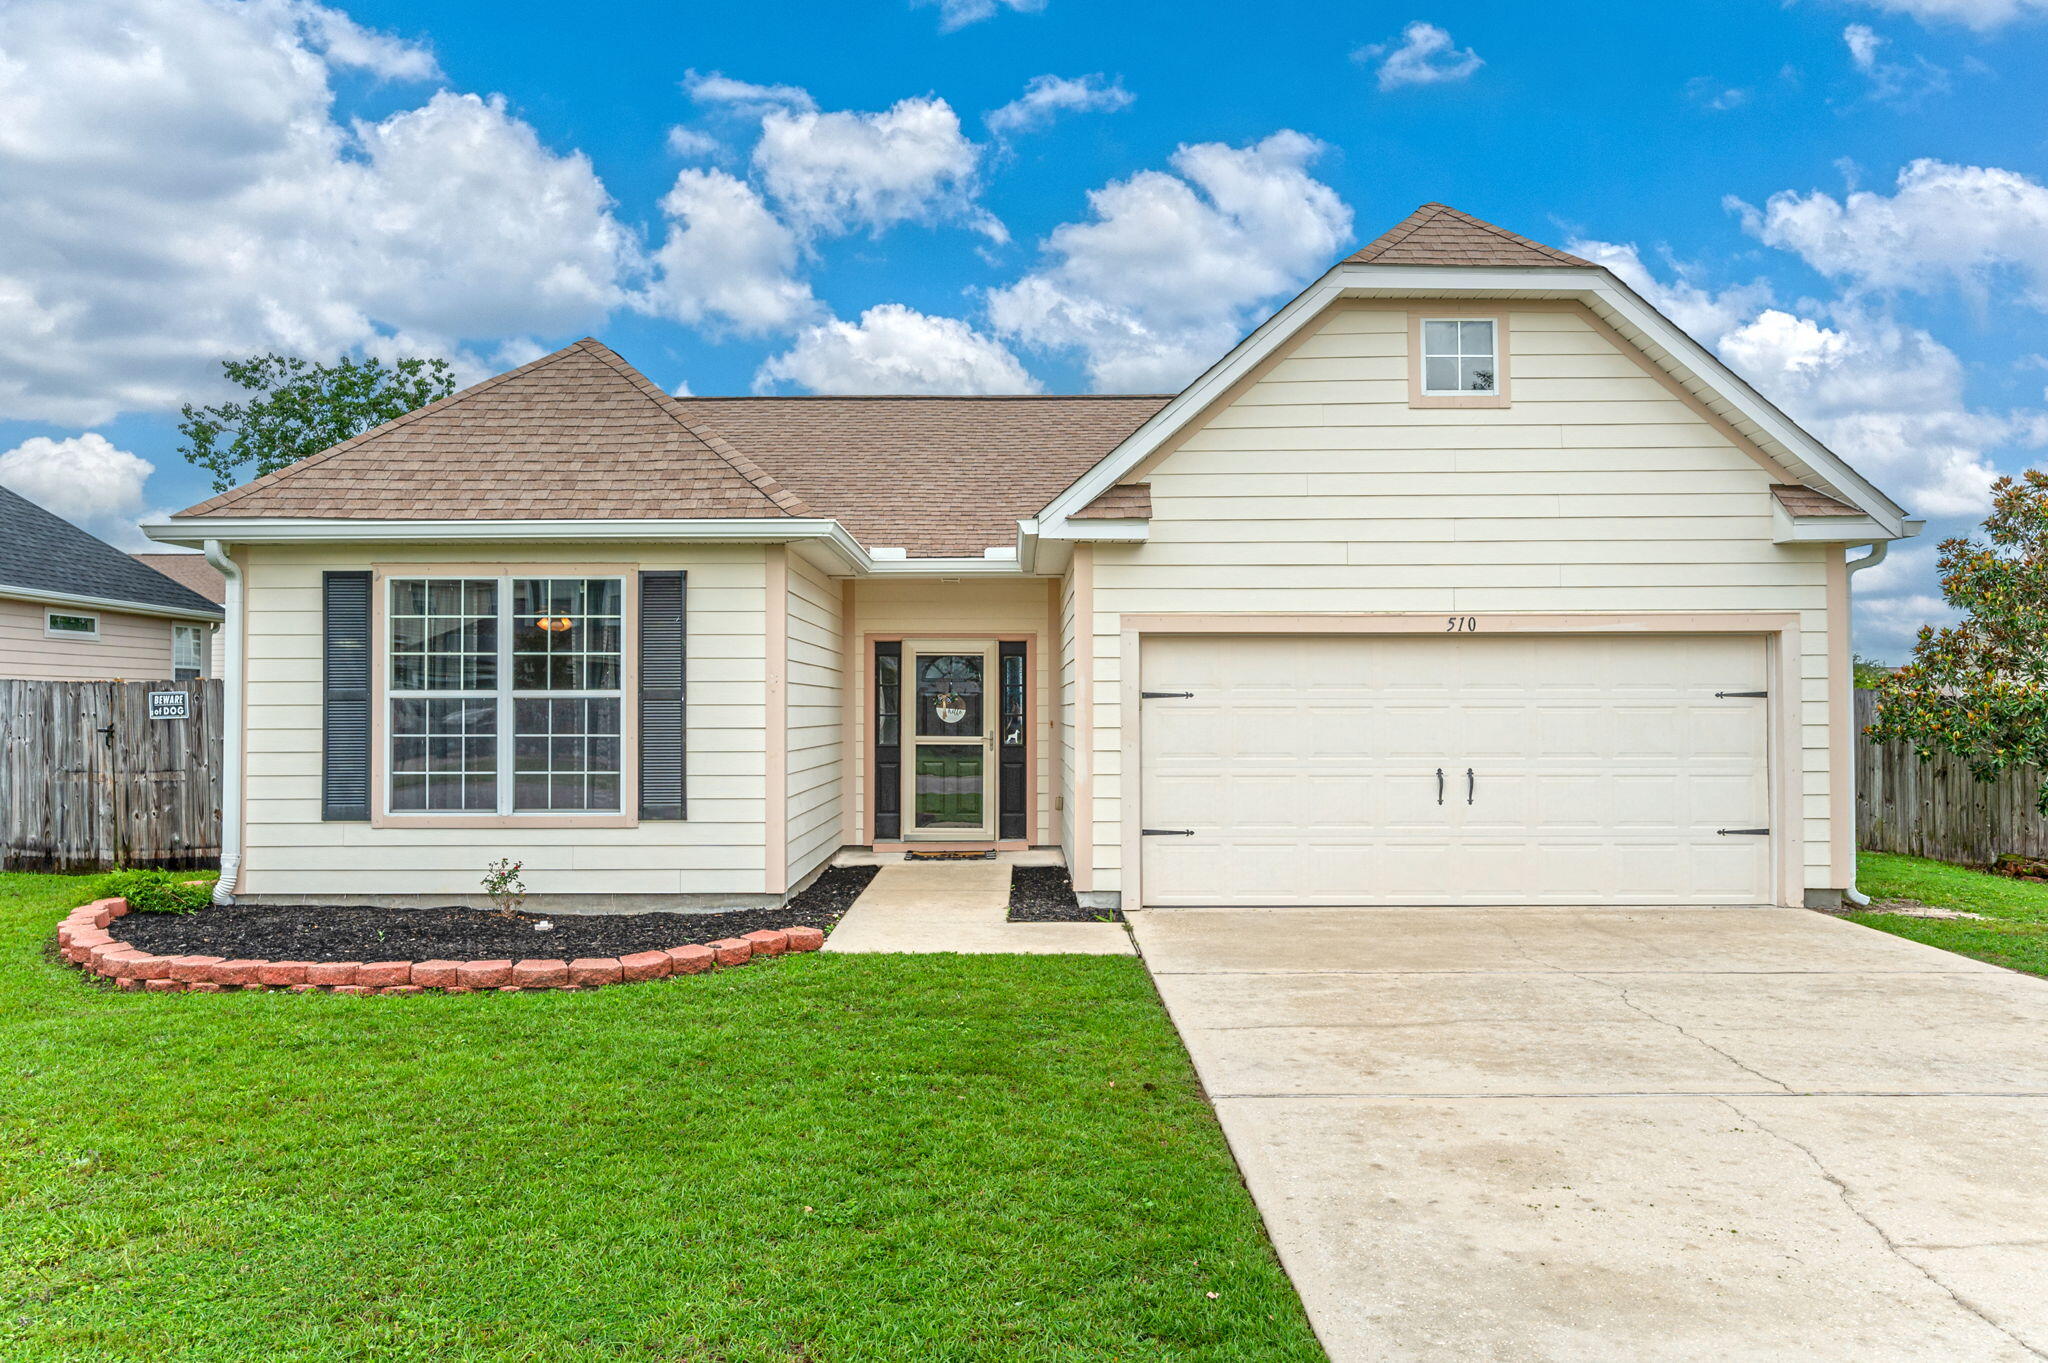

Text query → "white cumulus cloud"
[0,0,637,427]
[1730,159,2048,307]
[638,168,817,336]
[1353,21,1484,91]
[0,433,163,549]
[987,74,1134,136]
[1567,238,1772,345]
[756,304,1039,394]
[914,0,1046,31]
[753,96,997,241]
[1837,0,2048,30]
[987,131,1352,391]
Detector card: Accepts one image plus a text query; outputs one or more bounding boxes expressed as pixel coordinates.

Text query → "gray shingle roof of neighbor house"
[166,204,1858,554]
[0,486,222,617]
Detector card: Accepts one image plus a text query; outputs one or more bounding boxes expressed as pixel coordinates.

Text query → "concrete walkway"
[1131,904,2048,1363]
[823,860,1132,954]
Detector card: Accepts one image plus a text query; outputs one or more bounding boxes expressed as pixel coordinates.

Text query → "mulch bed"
[1007,865,1122,923]
[116,865,881,963]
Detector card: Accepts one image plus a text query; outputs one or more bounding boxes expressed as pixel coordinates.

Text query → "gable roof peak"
[174,337,808,523]
[1346,202,1592,269]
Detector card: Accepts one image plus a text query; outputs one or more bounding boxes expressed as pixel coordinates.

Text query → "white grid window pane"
[512,696,621,812]
[512,578,623,691]
[173,625,203,679]
[390,698,498,811]
[1421,318,1497,393]
[390,578,497,692]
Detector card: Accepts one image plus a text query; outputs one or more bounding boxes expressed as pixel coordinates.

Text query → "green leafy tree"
[1852,655,1892,688]
[178,353,457,492]
[1869,470,2048,811]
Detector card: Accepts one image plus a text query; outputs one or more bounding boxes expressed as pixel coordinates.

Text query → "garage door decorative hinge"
[1141,828,1194,837]
[1714,690,1769,699]
[1716,827,1770,836]
[1141,690,1193,700]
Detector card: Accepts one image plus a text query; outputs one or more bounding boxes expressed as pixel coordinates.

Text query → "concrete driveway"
[1131,905,2048,1363]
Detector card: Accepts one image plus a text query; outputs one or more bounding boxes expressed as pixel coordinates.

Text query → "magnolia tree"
[179,353,456,492]
[1869,470,2048,812]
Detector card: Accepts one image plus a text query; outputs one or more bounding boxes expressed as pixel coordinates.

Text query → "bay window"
[386,574,625,815]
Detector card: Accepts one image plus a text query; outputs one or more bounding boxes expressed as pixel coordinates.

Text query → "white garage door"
[1139,633,1772,906]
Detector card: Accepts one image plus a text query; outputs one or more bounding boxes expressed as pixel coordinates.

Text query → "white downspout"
[203,539,242,905]
[1841,539,1891,907]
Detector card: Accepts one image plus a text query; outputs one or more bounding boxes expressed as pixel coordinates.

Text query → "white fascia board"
[1772,503,1924,545]
[1034,263,1912,539]
[0,583,223,623]
[145,516,875,574]
[865,556,1031,576]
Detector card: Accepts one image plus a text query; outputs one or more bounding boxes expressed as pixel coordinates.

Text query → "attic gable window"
[1422,319,1497,394]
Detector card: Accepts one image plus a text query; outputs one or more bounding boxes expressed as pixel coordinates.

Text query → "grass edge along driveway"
[1849,850,2048,980]
[0,871,1320,1362]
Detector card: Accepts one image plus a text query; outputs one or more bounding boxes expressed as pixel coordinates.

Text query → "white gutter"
[1842,539,1894,908]
[0,583,222,624]
[203,540,243,905]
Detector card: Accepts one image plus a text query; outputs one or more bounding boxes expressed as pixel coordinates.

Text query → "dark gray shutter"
[998,641,1027,841]
[321,571,372,821]
[873,641,901,840]
[639,571,687,820]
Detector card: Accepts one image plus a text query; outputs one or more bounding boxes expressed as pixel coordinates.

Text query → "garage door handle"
[1141,691,1193,700]
[1717,828,1770,836]
[1466,768,1475,805]
[1142,828,1194,837]
[1715,690,1769,699]
[1436,768,1444,805]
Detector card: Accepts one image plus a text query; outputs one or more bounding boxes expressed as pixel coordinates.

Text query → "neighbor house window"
[1421,318,1498,395]
[173,624,205,681]
[386,575,624,815]
[46,611,98,640]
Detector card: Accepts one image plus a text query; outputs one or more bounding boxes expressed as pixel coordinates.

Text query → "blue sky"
[3,0,2046,658]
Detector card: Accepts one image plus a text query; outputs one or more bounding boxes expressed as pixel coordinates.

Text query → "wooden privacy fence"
[1856,688,2048,867]
[0,679,223,873]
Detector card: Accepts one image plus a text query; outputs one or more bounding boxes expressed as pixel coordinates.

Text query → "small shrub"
[90,868,214,914]
[482,858,527,917]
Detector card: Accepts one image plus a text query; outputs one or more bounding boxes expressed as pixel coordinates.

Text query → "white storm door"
[901,640,997,840]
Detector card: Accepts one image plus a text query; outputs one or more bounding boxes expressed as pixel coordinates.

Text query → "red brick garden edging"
[54,898,824,994]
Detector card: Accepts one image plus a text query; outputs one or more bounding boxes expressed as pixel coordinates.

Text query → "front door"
[902,640,996,840]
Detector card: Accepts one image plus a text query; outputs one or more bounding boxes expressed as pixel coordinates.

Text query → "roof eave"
[0,582,224,623]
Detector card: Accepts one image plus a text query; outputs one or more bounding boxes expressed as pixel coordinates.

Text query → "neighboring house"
[150,204,1918,911]
[0,486,223,682]
[130,552,229,677]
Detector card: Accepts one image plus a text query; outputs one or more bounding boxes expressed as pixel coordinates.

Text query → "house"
[0,486,223,682]
[148,204,1918,911]
[130,552,230,676]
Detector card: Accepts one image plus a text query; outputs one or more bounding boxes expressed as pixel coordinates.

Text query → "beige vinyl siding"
[0,595,186,681]
[785,551,844,884]
[847,577,1057,844]
[237,541,771,898]
[1086,301,1841,896]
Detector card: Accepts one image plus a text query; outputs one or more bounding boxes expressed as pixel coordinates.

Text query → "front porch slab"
[822,861,1132,955]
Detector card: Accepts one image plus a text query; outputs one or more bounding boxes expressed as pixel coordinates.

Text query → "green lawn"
[0,872,1319,1362]
[1847,851,2048,979]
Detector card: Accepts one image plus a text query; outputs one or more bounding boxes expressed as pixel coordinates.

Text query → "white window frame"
[1419,316,1499,396]
[383,573,628,819]
[45,610,99,641]
[172,624,205,680]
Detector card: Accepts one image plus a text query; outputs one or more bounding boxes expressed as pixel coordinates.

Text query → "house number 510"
[1445,616,1479,632]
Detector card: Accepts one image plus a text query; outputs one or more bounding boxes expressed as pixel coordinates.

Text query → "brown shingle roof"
[1346,203,1591,268]
[130,553,225,603]
[175,340,804,522]
[1772,484,1863,518]
[1072,483,1152,519]
[678,395,1169,556]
